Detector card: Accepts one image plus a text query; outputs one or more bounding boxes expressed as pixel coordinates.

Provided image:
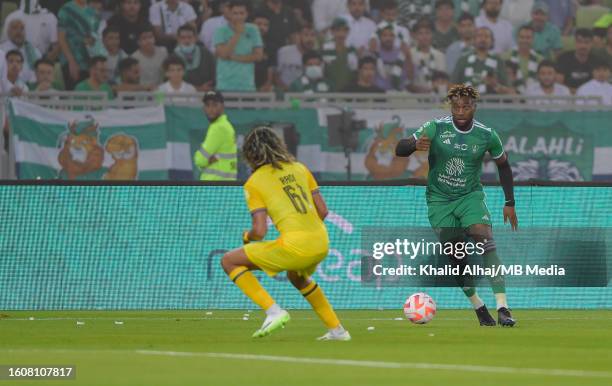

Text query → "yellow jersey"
[244,162,328,249]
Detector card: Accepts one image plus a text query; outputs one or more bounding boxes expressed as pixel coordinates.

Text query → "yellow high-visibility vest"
[193,114,237,181]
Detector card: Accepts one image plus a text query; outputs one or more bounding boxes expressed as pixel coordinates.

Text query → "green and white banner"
[9,99,612,181]
[10,99,169,180]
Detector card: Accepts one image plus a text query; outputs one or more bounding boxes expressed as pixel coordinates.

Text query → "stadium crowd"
[0,0,610,102]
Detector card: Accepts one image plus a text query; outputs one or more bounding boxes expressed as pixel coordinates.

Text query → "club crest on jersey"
[472,145,479,153]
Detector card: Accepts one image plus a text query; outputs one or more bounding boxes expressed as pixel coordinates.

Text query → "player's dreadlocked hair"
[446,84,480,103]
[243,126,295,170]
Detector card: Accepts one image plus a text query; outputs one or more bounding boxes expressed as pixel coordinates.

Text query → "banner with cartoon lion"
[9,99,168,180]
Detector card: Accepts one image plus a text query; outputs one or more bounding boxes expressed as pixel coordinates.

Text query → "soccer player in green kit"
[396,84,518,327]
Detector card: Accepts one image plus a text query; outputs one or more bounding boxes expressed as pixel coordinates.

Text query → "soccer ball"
[403,292,436,324]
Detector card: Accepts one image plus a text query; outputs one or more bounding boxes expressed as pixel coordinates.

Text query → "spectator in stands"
[257,0,298,65]
[252,11,275,92]
[370,0,415,80]
[174,25,215,91]
[149,0,197,51]
[524,59,571,98]
[431,70,451,94]
[446,12,476,74]
[409,19,446,93]
[199,0,230,52]
[373,24,410,91]
[520,1,561,59]
[29,58,62,91]
[0,49,20,96]
[113,57,154,92]
[475,0,514,54]
[192,0,214,28]
[276,24,318,90]
[322,17,359,91]
[450,0,481,19]
[0,18,41,84]
[343,56,385,92]
[556,28,599,92]
[58,0,100,90]
[503,25,542,92]
[453,27,509,93]
[131,26,168,87]
[342,0,377,52]
[1,0,60,62]
[214,0,263,92]
[311,0,348,33]
[500,0,534,28]
[503,60,521,92]
[397,0,434,30]
[594,25,612,70]
[74,56,114,99]
[369,0,411,51]
[158,55,197,93]
[287,0,314,28]
[576,60,612,105]
[289,51,331,93]
[433,0,459,51]
[157,55,197,94]
[541,0,575,36]
[87,0,106,58]
[98,26,128,85]
[5,50,29,93]
[108,0,150,55]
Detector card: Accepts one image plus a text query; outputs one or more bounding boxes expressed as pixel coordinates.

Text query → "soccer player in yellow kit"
[221,127,351,340]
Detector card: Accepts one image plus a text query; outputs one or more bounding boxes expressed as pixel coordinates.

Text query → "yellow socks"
[301,280,340,329]
[229,267,275,311]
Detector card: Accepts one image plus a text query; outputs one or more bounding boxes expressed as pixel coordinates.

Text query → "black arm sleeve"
[395,138,417,157]
[497,159,515,206]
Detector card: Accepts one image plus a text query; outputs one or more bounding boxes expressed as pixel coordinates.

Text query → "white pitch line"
[136,350,612,379]
[2,316,612,322]
[3,348,612,379]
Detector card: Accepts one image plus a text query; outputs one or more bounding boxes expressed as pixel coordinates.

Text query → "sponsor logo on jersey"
[445,157,465,176]
[440,131,456,139]
[454,143,469,151]
[443,139,451,145]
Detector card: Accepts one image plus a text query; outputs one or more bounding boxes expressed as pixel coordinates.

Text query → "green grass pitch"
[1,310,611,386]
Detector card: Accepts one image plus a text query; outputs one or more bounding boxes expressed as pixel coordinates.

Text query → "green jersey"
[413,116,505,203]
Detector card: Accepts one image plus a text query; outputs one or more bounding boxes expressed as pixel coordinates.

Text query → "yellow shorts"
[244,235,328,278]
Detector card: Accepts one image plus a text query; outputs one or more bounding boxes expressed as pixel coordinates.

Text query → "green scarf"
[509,49,540,86]
[174,45,202,72]
[463,52,500,93]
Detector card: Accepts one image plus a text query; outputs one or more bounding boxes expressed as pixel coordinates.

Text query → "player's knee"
[287,271,308,290]
[220,252,233,274]
[469,224,492,242]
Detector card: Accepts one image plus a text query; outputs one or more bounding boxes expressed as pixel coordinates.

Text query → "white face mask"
[305,65,323,80]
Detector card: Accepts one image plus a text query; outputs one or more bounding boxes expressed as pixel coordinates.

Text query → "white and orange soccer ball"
[403,292,437,324]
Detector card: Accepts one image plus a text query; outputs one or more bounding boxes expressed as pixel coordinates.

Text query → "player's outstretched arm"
[244,211,268,244]
[495,154,518,231]
[312,191,329,221]
[395,135,431,157]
